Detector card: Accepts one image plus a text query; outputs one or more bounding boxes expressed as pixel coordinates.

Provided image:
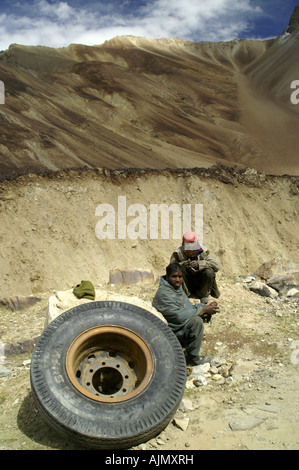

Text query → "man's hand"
[187,259,199,271]
[200,301,219,317]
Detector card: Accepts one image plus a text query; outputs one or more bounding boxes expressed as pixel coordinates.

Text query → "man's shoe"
[186,355,213,366]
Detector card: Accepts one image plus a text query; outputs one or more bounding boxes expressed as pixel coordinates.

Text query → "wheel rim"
[66,325,154,403]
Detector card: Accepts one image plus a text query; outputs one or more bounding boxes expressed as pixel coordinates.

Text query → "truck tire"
[30,301,186,449]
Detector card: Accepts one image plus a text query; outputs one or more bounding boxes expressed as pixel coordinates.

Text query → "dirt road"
[0,278,298,450]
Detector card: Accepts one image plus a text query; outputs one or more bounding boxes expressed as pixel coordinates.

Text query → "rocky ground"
[0,275,298,451]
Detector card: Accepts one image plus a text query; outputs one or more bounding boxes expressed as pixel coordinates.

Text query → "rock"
[212,374,222,381]
[254,258,285,281]
[242,404,278,414]
[257,404,278,413]
[0,295,41,311]
[193,376,208,386]
[219,365,231,378]
[211,357,227,367]
[189,363,210,377]
[249,281,278,298]
[109,268,154,285]
[229,416,265,431]
[185,379,196,389]
[0,366,13,377]
[226,376,234,384]
[46,289,166,326]
[243,275,259,283]
[188,364,209,385]
[212,373,223,381]
[179,398,194,412]
[173,417,190,431]
[286,288,299,297]
[4,336,39,356]
[267,272,299,295]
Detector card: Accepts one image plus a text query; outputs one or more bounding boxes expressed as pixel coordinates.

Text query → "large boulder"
[0,295,41,311]
[267,272,299,295]
[249,281,278,298]
[254,258,296,281]
[109,268,154,286]
[46,288,166,326]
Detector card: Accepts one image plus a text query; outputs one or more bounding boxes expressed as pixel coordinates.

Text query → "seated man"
[152,262,219,366]
[170,231,220,303]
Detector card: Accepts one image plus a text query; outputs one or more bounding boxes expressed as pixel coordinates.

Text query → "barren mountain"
[1,9,299,178]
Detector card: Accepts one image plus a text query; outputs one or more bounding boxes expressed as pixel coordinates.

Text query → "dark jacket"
[170,245,220,297]
[170,245,220,272]
[152,276,204,332]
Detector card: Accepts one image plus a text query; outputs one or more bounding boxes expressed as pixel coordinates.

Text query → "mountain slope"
[0,24,299,177]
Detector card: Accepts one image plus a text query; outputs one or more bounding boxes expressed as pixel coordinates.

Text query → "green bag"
[73,280,95,300]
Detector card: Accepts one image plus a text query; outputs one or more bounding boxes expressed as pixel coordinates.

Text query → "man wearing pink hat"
[170,231,220,304]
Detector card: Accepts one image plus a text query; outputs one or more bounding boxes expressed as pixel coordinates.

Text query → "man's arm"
[201,250,220,271]
[153,290,200,329]
[188,250,220,273]
[170,250,192,272]
[199,301,219,317]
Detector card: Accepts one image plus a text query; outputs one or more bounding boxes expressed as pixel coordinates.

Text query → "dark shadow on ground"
[17,392,84,450]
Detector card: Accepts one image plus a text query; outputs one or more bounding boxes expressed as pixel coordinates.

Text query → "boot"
[186,355,213,366]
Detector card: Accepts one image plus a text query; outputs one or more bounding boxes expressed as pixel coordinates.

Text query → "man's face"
[185,249,202,258]
[166,271,183,289]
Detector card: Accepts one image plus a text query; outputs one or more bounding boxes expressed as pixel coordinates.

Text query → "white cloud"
[0,0,264,50]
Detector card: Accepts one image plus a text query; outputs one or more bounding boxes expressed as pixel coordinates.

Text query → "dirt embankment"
[0,166,298,298]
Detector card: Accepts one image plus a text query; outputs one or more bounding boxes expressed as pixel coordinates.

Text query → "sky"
[0,0,298,51]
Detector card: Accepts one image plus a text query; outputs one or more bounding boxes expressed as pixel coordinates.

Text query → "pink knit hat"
[182,231,197,243]
[182,231,203,253]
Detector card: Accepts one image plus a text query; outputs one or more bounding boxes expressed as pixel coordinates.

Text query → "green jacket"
[152,276,204,332]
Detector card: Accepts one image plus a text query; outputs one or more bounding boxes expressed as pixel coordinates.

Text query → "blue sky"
[0,0,298,51]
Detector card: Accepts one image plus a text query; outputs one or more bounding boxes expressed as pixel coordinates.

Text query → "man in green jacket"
[152,262,219,366]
